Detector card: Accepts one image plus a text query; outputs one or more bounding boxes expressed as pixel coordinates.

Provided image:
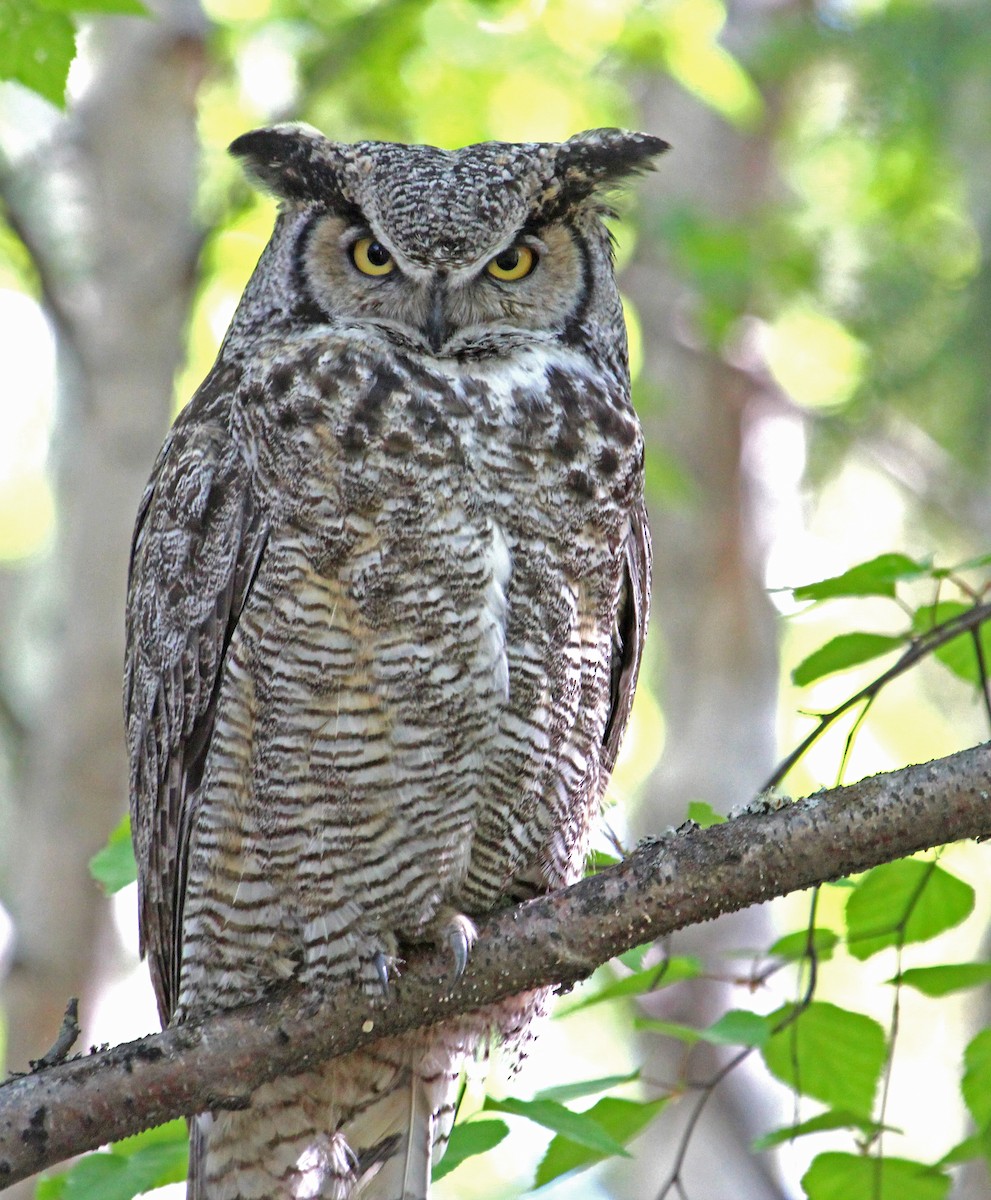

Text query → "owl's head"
[229,124,668,360]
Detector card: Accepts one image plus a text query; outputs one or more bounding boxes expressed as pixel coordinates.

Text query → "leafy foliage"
[801,1153,951,1200]
[961,1029,991,1131]
[88,813,136,894]
[769,927,839,962]
[753,1110,885,1153]
[685,799,726,827]
[37,1121,187,1200]
[761,1002,886,1116]
[0,0,146,107]
[845,860,974,961]
[894,962,991,998]
[432,1119,508,1182]
[534,1096,668,1188]
[791,631,904,687]
[792,553,930,603]
[913,600,991,689]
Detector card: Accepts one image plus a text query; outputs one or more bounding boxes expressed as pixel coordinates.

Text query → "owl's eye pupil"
[495,248,520,272]
[366,241,390,267]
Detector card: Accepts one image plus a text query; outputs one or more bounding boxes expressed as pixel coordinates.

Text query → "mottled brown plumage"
[124,124,665,1199]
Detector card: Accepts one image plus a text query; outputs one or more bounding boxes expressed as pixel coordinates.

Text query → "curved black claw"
[445,914,478,982]
[372,950,392,998]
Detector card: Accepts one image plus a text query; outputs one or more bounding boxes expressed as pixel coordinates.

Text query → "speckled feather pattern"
[124,124,664,1200]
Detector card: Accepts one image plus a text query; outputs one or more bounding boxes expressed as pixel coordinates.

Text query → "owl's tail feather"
[348,1050,461,1199]
[187,1113,210,1200]
[189,1037,462,1200]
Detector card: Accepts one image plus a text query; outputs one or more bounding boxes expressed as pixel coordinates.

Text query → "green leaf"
[432,1119,508,1182]
[586,849,620,874]
[802,1152,950,1200]
[913,600,991,688]
[0,0,76,106]
[112,1119,189,1155]
[962,1029,991,1128]
[791,632,904,687]
[37,1171,68,1199]
[792,553,929,601]
[37,1122,188,1200]
[535,1072,639,1104]
[616,942,653,971]
[0,0,150,106]
[563,956,701,1013]
[533,1097,667,1188]
[753,1109,884,1152]
[845,860,974,960]
[37,1155,132,1200]
[686,800,725,827]
[893,962,991,997]
[700,1009,771,1047]
[768,927,839,961]
[89,814,137,894]
[761,1002,885,1116]
[482,1097,630,1158]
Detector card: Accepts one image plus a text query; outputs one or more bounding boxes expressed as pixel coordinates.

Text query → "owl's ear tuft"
[229,124,345,203]
[557,129,670,196]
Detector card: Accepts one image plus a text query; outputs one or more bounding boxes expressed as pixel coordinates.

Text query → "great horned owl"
[124,124,665,1200]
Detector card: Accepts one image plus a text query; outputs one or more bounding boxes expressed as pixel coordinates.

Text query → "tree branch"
[2,742,989,1185]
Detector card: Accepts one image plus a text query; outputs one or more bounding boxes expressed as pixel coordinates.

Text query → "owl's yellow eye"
[351,237,395,276]
[486,244,536,282]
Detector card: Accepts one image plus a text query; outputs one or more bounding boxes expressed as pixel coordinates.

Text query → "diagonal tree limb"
[1,741,990,1186]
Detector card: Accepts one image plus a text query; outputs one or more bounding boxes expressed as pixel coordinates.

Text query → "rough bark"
[1,743,988,1187]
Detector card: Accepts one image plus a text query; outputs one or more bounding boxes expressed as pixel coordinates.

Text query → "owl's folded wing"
[123,384,268,1025]
[602,499,651,776]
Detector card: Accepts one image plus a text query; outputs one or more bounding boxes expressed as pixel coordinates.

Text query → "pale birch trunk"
[0,5,206,1194]
[611,21,793,1197]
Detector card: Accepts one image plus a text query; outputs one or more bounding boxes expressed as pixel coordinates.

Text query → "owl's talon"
[445,914,478,981]
[372,950,392,997]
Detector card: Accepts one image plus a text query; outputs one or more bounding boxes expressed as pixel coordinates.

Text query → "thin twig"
[655,903,824,1200]
[28,999,80,1073]
[838,695,875,785]
[970,626,991,733]
[761,600,991,792]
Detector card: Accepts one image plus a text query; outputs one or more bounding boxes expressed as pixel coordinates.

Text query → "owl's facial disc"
[302,211,584,357]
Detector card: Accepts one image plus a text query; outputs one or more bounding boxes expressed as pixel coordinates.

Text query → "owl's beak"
[424,277,453,353]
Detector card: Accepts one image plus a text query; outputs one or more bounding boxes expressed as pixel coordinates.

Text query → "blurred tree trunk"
[0,1,206,1190]
[613,12,793,1198]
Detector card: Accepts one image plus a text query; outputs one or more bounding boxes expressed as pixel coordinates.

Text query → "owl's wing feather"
[124,381,268,1024]
[602,499,651,774]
